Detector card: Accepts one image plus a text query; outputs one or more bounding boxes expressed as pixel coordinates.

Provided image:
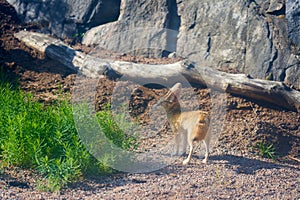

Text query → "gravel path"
[1,153,299,199]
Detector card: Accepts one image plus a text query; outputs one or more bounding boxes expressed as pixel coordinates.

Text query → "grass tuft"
[256,142,276,160]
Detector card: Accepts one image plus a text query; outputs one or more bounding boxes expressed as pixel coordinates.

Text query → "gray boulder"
[285,55,300,89]
[83,0,294,79]
[7,0,121,37]
[82,0,173,57]
[286,0,300,47]
[176,0,248,71]
[176,0,293,83]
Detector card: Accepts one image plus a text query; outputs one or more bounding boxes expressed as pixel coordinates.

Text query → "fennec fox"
[156,83,210,165]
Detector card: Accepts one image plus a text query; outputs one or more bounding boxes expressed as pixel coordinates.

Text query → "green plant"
[96,104,138,150]
[256,142,276,160]
[0,79,138,191]
[73,32,85,38]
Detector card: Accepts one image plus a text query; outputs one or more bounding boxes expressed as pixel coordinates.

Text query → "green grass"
[96,105,138,151]
[0,79,137,191]
[256,142,276,160]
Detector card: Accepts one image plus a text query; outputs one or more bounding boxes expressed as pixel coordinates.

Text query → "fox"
[155,83,211,165]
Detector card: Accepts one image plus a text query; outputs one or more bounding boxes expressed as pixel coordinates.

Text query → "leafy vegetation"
[96,105,138,151]
[256,142,276,160]
[0,77,137,191]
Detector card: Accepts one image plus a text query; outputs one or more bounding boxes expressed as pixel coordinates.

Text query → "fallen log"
[14,31,300,112]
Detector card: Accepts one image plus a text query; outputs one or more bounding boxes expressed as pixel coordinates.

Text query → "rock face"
[82,0,174,57]
[82,0,300,87]
[285,55,300,89]
[286,0,300,47]
[7,0,121,37]
[176,0,291,81]
[176,0,249,72]
[8,0,300,88]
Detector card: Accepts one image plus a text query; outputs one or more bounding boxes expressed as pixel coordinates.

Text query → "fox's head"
[155,83,182,113]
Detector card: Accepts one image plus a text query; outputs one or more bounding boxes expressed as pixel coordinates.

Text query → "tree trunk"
[15,31,300,112]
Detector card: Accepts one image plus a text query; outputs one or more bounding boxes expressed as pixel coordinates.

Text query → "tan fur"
[156,83,210,165]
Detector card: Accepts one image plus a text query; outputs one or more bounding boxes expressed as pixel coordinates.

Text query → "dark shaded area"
[7,0,121,38]
[163,0,181,57]
[256,121,300,158]
[210,154,298,174]
[228,93,292,112]
[0,0,23,86]
[82,0,121,31]
[267,3,286,16]
[66,154,299,192]
[8,181,30,189]
[0,0,76,102]
[0,170,31,190]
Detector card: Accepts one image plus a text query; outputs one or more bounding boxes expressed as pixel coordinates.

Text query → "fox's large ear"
[170,83,182,96]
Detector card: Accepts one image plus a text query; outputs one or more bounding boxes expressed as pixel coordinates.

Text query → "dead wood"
[15,31,300,112]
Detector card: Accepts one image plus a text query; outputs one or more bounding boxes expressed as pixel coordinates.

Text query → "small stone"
[267,0,284,13]
[168,52,177,58]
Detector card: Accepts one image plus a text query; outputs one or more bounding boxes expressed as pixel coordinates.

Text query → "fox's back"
[179,110,210,141]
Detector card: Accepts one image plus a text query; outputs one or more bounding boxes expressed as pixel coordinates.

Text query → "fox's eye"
[169,95,176,103]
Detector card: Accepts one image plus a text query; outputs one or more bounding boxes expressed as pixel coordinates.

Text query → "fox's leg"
[178,132,187,155]
[182,134,193,165]
[202,137,210,164]
[171,133,180,156]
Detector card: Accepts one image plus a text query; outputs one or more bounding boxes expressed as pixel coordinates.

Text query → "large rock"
[8,0,300,87]
[82,0,174,57]
[285,55,300,89]
[7,0,121,37]
[286,0,300,47]
[176,0,293,82]
[176,0,248,71]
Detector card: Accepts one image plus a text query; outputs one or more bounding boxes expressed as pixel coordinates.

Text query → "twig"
[288,156,300,163]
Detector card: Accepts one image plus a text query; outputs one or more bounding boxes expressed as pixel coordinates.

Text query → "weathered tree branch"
[15,31,300,112]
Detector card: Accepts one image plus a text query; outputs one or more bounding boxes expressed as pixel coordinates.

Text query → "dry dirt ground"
[0,0,299,199]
